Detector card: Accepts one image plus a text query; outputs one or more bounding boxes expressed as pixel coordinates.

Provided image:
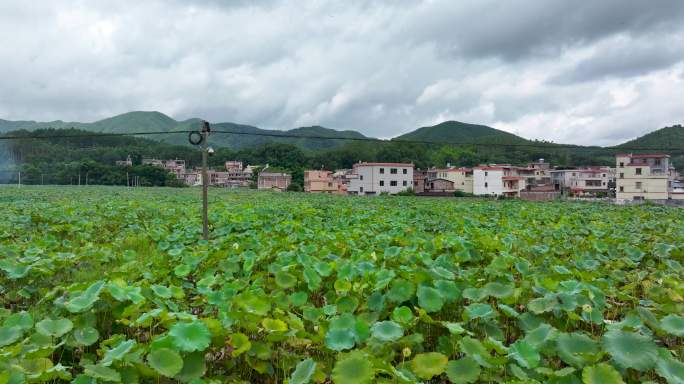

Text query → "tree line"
[1,128,629,188]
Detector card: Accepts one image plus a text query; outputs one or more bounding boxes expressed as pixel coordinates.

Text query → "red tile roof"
[616,153,670,158]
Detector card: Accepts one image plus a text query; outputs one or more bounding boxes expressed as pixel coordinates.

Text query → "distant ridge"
[394,120,530,145]
[0,111,369,150]
[618,124,684,149]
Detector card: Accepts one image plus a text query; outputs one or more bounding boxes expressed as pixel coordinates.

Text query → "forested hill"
[0,111,369,150]
[394,120,530,145]
[618,124,684,149]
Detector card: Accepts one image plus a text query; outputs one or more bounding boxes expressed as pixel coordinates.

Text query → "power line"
[1,128,684,152]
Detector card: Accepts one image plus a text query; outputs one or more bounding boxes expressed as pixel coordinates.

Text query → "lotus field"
[1,187,684,384]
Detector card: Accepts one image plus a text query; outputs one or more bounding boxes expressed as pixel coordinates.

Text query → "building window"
[390,168,398,174]
[403,169,408,174]
[484,182,488,188]
[360,187,363,193]
[655,159,661,165]
[360,175,363,180]
[390,180,397,186]
[619,162,624,167]
[602,174,606,177]
[619,186,624,192]
[379,180,384,186]
[380,168,385,174]
[619,173,624,179]
[328,182,332,187]
[484,171,488,176]
[636,168,642,175]
[403,180,407,186]
[636,182,642,189]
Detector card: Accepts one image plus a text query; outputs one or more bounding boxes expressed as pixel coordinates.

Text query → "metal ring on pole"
[188,131,203,145]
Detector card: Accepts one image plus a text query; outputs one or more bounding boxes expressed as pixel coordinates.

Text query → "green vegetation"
[1,187,683,383]
[394,120,530,145]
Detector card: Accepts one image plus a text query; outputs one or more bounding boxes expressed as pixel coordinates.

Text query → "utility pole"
[41,174,44,185]
[78,173,81,186]
[18,171,21,188]
[201,121,210,240]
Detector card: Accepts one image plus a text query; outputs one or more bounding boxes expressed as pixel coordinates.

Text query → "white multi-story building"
[348,162,414,195]
[473,165,531,197]
[616,153,676,200]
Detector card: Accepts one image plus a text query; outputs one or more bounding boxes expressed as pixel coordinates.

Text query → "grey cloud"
[550,36,684,84]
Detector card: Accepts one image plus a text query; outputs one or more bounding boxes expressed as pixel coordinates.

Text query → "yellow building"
[430,167,474,193]
[616,153,672,200]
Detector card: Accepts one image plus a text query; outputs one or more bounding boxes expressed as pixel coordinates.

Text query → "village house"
[616,153,678,200]
[223,161,252,188]
[142,158,186,179]
[413,170,427,194]
[304,170,347,194]
[427,178,455,192]
[473,165,531,197]
[551,167,616,197]
[427,166,473,193]
[258,172,291,191]
[347,162,414,195]
[115,155,133,166]
[527,158,552,186]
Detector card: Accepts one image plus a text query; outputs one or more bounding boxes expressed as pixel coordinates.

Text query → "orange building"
[304,170,347,194]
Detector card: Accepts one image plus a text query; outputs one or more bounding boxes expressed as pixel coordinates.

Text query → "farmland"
[1,187,684,383]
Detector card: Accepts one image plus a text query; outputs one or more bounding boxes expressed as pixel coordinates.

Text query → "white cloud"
[0,0,683,145]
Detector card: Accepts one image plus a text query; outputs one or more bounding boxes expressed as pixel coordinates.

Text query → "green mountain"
[0,111,368,150]
[618,124,684,149]
[393,120,530,145]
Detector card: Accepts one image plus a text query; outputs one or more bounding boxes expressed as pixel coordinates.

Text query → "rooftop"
[616,153,670,159]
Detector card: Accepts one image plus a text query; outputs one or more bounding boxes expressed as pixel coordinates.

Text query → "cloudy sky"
[1,0,683,145]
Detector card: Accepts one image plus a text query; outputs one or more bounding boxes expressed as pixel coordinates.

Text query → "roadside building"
[347,162,414,195]
[551,167,615,197]
[304,170,347,194]
[224,161,251,187]
[258,172,291,191]
[425,167,473,193]
[413,170,427,194]
[616,153,672,200]
[115,155,133,166]
[427,178,455,193]
[473,165,528,197]
[142,158,186,179]
[527,158,552,185]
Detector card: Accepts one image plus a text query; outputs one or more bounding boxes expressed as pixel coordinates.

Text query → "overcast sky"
[1,0,683,145]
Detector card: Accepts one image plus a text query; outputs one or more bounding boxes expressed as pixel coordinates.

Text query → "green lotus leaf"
[0,261,31,279]
[236,291,271,316]
[36,318,73,338]
[148,348,184,377]
[661,315,684,337]
[581,363,624,384]
[0,326,22,347]
[4,311,33,330]
[324,328,355,351]
[417,286,444,313]
[462,287,487,302]
[314,261,333,277]
[411,352,448,380]
[367,291,385,312]
[73,326,100,346]
[484,282,514,299]
[391,306,414,324]
[174,351,207,383]
[230,333,251,357]
[336,296,359,313]
[71,374,97,384]
[102,339,136,366]
[65,280,105,313]
[275,271,298,289]
[557,332,600,368]
[332,352,374,384]
[602,330,657,371]
[169,320,212,352]
[289,291,308,307]
[334,279,352,293]
[443,322,466,335]
[435,280,461,302]
[524,323,557,348]
[151,285,173,298]
[464,303,495,320]
[262,318,288,332]
[446,356,480,384]
[371,321,404,342]
[508,340,540,369]
[290,358,316,384]
[498,304,520,318]
[83,364,121,382]
[303,268,322,291]
[527,294,558,314]
[387,279,415,303]
[655,350,684,384]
